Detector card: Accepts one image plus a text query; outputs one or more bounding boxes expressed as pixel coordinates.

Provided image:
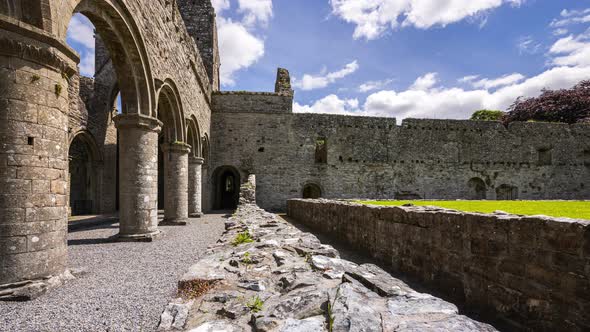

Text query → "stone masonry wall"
[287,199,590,331]
[211,100,590,211]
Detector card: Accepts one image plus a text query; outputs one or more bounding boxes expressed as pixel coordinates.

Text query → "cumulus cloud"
[293,61,359,91]
[293,95,361,115]
[66,14,95,77]
[358,79,394,92]
[410,72,438,91]
[237,0,273,26]
[215,1,273,86]
[217,18,265,86]
[295,20,590,121]
[329,0,525,40]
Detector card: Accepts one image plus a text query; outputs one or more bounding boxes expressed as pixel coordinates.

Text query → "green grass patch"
[356,200,590,220]
[231,231,254,246]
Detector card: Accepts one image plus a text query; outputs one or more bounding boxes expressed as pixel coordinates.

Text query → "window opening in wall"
[315,137,327,164]
[27,137,34,146]
[537,148,552,166]
[584,150,590,166]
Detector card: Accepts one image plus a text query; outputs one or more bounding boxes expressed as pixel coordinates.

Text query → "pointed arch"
[187,116,202,158]
[68,0,156,117]
[156,79,186,143]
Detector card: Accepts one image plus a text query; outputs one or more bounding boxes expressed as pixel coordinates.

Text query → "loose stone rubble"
[158,202,498,331]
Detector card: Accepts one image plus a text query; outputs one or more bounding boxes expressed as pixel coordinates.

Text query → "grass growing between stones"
[356,200,590,220]
[232,231,254,246]
[247,296,264,313]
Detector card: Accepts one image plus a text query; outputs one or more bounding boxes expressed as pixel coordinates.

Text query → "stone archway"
[0,0,160,290]
[156,80,190,225]
[212,166,241,210]
[467,177,486,200]
[68,132,102,216]
[303,183,322,199]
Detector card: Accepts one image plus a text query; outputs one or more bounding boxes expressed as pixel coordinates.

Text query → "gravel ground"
[0,213,227,332]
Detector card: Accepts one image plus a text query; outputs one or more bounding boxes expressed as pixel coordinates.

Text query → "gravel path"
[0,213,227,332]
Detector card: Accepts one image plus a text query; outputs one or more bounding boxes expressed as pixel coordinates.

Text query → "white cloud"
[410,72,438,91]
[211,0,230,13]
[295,25,590,121]
[517,36,542,55]
[293,61,359,91]
[214,1,274,86]
[66,13,95,77]
[553,28,569,36]
[358,79,394,92]
[294,95,361,115]
[237,0,273,26]
[330,0,525,40]
[217,18,265,86]
[465,73,526,90]
[551,8,590,28]
[549,32,590,67]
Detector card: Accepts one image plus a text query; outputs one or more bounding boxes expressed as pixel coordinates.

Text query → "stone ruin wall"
[287,199,590,331]
[211,92,590,211]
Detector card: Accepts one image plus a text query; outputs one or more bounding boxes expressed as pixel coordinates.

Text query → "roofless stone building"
[0,0,588,323]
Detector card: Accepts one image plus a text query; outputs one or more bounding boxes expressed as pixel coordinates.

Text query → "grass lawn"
[355,200,590,220]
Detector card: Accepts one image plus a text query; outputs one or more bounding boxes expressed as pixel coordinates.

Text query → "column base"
[116,230,162,242]
[189,212,203,218]
[160,218,189,226]
[0,270,75,302]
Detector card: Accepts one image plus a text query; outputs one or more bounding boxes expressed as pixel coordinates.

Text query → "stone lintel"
[113,113,163,133]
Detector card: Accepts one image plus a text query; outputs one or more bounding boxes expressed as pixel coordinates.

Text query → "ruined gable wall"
[211,94,590,211]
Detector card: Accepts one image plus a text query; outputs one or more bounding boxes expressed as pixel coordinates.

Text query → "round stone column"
[0,32,77,293]
[188,157,204,218]
[114,114,162,241]
[160,143,190,225]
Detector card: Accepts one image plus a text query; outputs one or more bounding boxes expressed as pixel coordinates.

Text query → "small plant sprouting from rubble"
[232,231,254,246]
[241,252,253,264]
[327,287,341,332]
[177,279,218,300]
[247,296,264,313]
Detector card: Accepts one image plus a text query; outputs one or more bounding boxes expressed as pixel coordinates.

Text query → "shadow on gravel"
[68,215,119,233]
[68,237,116,246]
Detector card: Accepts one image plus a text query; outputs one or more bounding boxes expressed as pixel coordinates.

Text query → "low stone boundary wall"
[287,199,590,331]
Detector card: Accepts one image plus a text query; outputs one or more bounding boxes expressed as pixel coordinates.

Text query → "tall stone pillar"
[188,157,204,218]
[114,114,162,241]
[160,143,190,225]
[0,31,77,296]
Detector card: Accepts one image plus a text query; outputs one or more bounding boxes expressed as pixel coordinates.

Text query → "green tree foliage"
[470,109,505,121]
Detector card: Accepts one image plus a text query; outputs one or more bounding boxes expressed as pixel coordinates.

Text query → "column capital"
[189,157,205,165]
[113,113,162,133]
[161,142,191,154]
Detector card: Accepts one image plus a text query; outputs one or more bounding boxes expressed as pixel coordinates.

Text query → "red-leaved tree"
[504,80,590,124]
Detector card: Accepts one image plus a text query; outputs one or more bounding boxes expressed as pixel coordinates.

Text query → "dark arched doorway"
[467,177,486,200]
[303,183,322,199]
[69,133,99,215]
[213,166,241,210]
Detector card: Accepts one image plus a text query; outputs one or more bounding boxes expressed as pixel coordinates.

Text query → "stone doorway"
[213,166,241,210]
[69,133,100,216]
[303,183,322,199]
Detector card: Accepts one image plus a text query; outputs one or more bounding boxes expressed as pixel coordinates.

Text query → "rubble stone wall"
[287,199,590,331]
[211,105,590,211]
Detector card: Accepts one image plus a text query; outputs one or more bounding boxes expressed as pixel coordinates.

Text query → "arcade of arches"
[0,0,216,290]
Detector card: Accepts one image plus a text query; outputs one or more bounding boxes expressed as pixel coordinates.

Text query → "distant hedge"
[470,109,504,121]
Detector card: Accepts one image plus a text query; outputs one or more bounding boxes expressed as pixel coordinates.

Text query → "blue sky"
[67,0,590,121]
